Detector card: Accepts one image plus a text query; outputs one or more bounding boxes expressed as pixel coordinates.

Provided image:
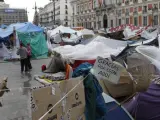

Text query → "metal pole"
[52,0,55,25]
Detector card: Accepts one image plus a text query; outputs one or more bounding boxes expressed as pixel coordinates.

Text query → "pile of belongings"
[32,61,134,120]
[33,38,160,119]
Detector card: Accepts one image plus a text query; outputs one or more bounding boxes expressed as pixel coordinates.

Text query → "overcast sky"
[5,0,49,22]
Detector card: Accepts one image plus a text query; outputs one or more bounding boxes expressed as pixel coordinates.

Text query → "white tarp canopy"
[141,29,158,39]
[78,29,95,36]
[123,26,142,39]
[0,43,20,59]
[0,43,10,58]
[130,37,156,46]
[136,45,160,71]
[53,36,127,60]
[50,25,76,37]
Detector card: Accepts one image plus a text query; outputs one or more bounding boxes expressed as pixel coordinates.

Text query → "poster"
[92,56,123,84]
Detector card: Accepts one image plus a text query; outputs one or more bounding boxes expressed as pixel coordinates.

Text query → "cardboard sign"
[92,56,123,84]
[30,77,85,120]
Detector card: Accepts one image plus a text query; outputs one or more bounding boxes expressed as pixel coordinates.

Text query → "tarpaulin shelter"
[103,93,134,120]
[0,22,47,59]
[49,25,76,37]
[124,81,160,120]
[0,24,7,29]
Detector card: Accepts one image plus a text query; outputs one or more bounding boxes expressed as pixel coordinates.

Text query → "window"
[66,22,68,26]
[119,19,121,25]
[94,22,96,28]
[126,8,129,16]
[143,6,147,12]
[65,10,68,14]
[65,5,68,9]
[143,16,147,26]
[111,20,113,27]
[134,17,138,26]
[153,4,158,10]
[154,15,158,25]
[126,18,129,24]
[77,6,79,13]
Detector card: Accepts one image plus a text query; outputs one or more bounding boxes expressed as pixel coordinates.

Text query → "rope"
[38,73,90,120]
[107,92,137,113]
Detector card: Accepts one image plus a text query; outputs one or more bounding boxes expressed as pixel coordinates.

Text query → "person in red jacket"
[27,43,32,70]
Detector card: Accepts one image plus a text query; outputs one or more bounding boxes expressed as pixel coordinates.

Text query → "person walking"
[17,43,28,73]
[27,43,32,70]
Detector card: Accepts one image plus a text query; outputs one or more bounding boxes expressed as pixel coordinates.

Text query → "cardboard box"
[30,77,85,120]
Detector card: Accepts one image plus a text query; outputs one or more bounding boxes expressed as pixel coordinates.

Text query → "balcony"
[64,19,68,21]
[143,10,147,13]
[117,2,122,6]
[125,0,129,5]
[125,12,129,16]
[133,0,138,3]
[152,8,158,12]
[133,11,138,15]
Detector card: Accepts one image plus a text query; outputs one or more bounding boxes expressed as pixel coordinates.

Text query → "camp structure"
[48,25,82,45]
[0,22,48,59]
[106,30,125,40]
[103,93,134,120]
[123,80,160,120]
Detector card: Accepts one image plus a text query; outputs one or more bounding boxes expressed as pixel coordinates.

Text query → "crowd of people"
[17,43,32,73]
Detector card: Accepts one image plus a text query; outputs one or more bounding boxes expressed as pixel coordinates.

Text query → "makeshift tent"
[136,45,160,71]
[124,81,160,120]
[106,30,125,40]
[0,22,43,38]
[0,43,10,58]
[103,93,134,120]
[53,36,127,60]
[130,37,159,47]
[0,24,7,29]
[50,25,76,37]
[141,29,158,39]
[78,29,95,39]
[17,32,48,59]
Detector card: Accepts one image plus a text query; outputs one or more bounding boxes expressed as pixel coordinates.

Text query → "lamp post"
[50,0,55,25]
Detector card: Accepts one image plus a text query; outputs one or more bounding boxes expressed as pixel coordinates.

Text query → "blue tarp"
[0,24,7,29]
[0,22,43,38]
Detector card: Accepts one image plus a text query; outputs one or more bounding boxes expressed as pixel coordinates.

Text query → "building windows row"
[77,2,92,13]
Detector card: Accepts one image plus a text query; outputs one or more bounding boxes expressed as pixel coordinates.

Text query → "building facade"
[0,8,28,25]
[70,0,96,29]
[0,1,28,25]
[39,0,72,27]
[71,0,160,29]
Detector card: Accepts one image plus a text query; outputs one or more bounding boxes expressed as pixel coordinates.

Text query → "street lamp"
[50,0,55,25]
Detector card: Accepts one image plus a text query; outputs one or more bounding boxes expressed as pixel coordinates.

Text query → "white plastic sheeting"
[79,29,95,36]
[0,43,10,58]
[123,27,141,39]
[141,29,158,39]
[0,44,20,60]
[136,45,160,70]
[50,25,76,37]
[53,36,127,60]
[130,37,156,46]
